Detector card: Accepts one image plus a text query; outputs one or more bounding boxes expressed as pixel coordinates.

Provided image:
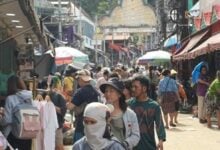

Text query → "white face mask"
[83,102,114,149]
[84,120,109,150]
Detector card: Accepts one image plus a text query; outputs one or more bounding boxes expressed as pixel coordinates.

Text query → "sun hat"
[170,69,178,75]
[99,77,125,95]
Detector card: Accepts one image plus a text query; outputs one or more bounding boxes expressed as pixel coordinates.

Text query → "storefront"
[173,4,220,81]
[0,0,49,97]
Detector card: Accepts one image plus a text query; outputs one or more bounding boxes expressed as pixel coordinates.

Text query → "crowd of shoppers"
[0,63,219,150]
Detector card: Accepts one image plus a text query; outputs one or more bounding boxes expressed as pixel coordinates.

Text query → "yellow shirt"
[63,77,74,92]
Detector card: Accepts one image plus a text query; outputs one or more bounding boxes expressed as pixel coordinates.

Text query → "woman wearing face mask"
[100,78,140,150]
[72,102,126,150]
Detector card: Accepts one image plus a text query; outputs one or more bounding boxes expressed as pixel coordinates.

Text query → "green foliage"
[79,0,119,18]
[78,0,99,18]
[97,0,109,16]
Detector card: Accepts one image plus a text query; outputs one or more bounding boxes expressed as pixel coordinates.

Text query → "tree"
[77,0,119,19]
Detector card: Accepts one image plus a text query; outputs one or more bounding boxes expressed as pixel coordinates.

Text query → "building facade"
[0,0,50,96]
[35,0,96,62]
[98,0,157,66]
[173,0,220,80]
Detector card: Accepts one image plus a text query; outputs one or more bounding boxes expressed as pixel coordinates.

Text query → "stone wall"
[99,0,156,27]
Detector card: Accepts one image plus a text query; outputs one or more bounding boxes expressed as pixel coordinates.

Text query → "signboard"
[103,27,156,33]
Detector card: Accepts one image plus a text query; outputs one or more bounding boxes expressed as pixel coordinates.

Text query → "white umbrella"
[46,47,89,65]
[55,46,88,58]
[138,50,171,65]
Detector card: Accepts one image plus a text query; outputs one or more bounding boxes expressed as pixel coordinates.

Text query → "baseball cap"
[76,69,92,82]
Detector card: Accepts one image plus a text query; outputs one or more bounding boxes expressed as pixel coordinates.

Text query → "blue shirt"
[158,77,178,95]
[73,137,126,150]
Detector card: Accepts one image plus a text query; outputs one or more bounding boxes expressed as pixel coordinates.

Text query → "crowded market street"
[64,113,220,150]
[1,0,220,150]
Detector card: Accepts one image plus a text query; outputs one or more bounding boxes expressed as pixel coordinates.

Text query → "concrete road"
[65,113,220,150]
[164,114,220,150]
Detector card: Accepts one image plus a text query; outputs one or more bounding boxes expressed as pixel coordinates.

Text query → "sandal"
[170,123,176,127]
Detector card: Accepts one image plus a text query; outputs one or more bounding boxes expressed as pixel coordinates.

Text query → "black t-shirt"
[50,91,67,128]
[72,84,99,133]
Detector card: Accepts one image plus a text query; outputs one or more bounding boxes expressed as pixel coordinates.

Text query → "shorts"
[55,128,63,146]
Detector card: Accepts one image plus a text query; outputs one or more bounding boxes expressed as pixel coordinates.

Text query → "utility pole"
[103,31,106,66]
[111,28,114,66]
[95,15,98,64]
[58,0,62,40]
[79,0,82,51]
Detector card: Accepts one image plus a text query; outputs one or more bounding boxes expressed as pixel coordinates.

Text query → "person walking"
[96,70,110,103]
[0,75,32,150]
[63,67,77,102]
[49,77,67,150]
[100,77,140,149]
[196,65,210,123]
[170,70,187,124]
[206,70,220,128]
[128,75,166,150]
[123,79,133,103]
[72,102,126,150]
[158,69,180,128]
[66,69,99,143]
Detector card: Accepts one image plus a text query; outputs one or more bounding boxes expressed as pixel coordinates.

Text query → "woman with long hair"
[0,75,32,150]
[123,79,133,103]
[100,77,140,149]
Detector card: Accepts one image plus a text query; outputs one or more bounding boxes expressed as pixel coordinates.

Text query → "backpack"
[11,95,41,139]
[0,131,7,150]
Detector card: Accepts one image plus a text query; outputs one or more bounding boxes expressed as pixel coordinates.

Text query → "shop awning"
[174,39,190,55]
[108,43,122,52]
[173,29,208,60]
[187,32,220,59]
[105,35,130,41]
[0,0,48,50]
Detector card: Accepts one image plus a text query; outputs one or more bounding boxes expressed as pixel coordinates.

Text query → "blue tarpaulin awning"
[164,34,177,48]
